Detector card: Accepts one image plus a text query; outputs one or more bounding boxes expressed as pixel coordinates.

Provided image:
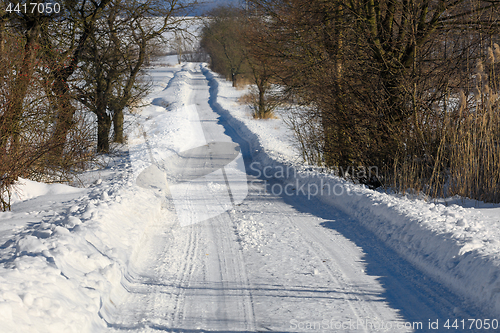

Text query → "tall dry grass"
[446,70,500,202]
[391,46,500,203]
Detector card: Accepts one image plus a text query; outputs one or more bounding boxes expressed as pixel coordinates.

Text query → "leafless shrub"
[247,86,281,119]
[283,106,323,165]
[0,29,95,211]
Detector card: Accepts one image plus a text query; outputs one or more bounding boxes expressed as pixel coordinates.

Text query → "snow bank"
[9,178,83,204]
[0,176,163,333]
[202,64,500,317]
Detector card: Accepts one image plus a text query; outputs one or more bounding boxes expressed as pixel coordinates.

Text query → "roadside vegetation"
[201,0,500,203]
[2,0,499,210]
[200,6,279,119]
[0,0,192,210]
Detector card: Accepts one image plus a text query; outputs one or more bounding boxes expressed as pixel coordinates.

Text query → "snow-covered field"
[0,60,499,332]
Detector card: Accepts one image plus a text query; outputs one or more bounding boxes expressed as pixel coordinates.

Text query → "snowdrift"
[0,176,163,332]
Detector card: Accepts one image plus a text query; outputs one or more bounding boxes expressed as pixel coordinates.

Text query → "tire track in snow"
[283,210,412,332]
[213,212,256,331]
[230,179,408,332]
[274,209,375,333]
[171,222,200,326]
[168,62,256,331]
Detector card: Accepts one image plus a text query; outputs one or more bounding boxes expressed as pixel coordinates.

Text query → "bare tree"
[201,6,249,87]
[251,0,500,190]
[109,0,189,145]
[201,6,280,118]
[76,0,191,153]
[0,2,96,209]
[42,0,113,157]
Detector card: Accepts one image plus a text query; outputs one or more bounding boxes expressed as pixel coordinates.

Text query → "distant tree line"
[200,6,278,119]
[202,0,500,202]
[0,0,190,210]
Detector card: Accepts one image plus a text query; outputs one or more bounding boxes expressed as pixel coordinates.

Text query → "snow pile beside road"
[9,178,83,205]
[202,64,500,317]
[0,174,163,333]
[127,66,206,182]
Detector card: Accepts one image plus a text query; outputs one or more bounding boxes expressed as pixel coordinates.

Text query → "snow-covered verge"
[202,65,500,317]
[0,172,164,332]
[0,63,201,332]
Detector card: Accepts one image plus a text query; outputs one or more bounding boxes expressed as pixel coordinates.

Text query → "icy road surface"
[105,63,479,332]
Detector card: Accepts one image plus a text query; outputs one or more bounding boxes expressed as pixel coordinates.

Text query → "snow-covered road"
[3,61,496,332]
[101,63,480,332]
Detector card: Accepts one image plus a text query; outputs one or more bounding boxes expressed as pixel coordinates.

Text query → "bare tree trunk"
[97,114,112,153]
[0,16,5,62]
[48,0,112,157]
[111,39,147,143]
[112,109,124,143]
[50,77,76,157]
[232,71,237,87]
[322,3,345,168]
[96,91,111,153]
[95,75,113,153]
[258,84,265,117]
[0,23,39,149]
